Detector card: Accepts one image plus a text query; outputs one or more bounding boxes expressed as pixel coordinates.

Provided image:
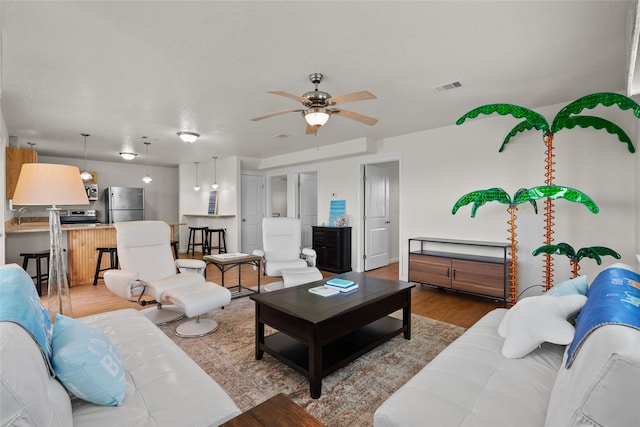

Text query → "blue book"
[326,278,355,288]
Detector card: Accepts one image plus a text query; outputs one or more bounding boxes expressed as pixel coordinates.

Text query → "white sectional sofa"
[375,263,640,426]
[0,264,241,426]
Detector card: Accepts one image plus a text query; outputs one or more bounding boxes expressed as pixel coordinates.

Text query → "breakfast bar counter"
[6,220,179,286]
[6,221,117,286]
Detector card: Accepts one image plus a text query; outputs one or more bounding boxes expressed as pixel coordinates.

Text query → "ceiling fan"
[251,73,378,134]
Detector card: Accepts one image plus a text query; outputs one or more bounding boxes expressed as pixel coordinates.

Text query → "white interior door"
[297,172,318,248]
[241,173,264,253]
[364,164,390,270]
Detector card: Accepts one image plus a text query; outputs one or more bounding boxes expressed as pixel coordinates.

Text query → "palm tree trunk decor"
[455,93,638,291]
[452,186,598,306]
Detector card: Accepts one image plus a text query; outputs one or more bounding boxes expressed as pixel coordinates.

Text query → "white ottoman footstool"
[165,282,231,337]
[264,267,323,291]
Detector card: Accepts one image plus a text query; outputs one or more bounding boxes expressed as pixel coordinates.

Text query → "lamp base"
[47,207,72,319]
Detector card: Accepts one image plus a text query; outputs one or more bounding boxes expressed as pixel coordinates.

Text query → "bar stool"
[186,226,207,256]
[20,250,50,296]
[205,228,227,255]
[93,247,118,286]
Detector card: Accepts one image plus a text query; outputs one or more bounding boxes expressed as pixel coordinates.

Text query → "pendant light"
[80,133,92,180]
[142,140,153,183]
[211,156,219,190]
[193,162,201,191]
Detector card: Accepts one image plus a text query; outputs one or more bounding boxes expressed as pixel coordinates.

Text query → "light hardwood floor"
[49,257,502,328]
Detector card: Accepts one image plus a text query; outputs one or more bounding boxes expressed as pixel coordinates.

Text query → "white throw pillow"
[498,294,587,358]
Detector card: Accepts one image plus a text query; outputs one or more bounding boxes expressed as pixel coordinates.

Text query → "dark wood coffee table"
[250,272,414,399]
[221,393,325,426]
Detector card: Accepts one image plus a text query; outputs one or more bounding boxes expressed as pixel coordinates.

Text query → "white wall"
[178,156,241,252]
[253,99,639,296]
[41,155,179,224]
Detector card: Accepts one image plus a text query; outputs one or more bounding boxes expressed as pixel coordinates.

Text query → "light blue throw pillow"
[546,275,588,296]
[51,314,125,406]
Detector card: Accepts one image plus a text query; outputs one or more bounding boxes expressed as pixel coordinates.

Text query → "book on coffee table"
[308,285,340,297]
[325,278,358,292]
[326,278,355,288]
[326,283,358,293]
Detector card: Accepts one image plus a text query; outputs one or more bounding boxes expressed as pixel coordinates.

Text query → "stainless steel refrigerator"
[105,187,145,223]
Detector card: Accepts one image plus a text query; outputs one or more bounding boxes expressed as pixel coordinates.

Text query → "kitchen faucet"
[17,207,32,225]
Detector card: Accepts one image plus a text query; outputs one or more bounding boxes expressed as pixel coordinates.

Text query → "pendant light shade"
[193,162,200,191]
[211,156,219,190]
[142,140,152,183]
[80,133,92,180]
[177,131,200,143]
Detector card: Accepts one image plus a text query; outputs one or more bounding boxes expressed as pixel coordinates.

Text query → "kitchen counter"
[5,219,177,286]
[6,221,113,234]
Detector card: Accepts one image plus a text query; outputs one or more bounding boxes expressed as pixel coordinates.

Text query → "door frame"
[357,157,402,275]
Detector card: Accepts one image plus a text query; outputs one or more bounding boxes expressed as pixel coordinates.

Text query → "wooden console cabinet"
[312,226,352,273]
[408,237,509,304]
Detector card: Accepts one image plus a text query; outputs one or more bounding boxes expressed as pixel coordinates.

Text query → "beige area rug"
[159,298,464,427]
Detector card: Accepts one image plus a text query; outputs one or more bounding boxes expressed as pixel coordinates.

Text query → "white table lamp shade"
[12,163,89,206]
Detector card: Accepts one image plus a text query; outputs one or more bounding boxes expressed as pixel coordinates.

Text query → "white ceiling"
[1,1,637,168]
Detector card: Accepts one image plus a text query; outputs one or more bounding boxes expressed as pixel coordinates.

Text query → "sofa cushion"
[71,308,241,426]
[546,275,588,296]
[545,263,640,427]
[51,314,126,406]
[0,322,72,427]
[374,309,565,427]
[0,264,52,361]
[498,294,587,358]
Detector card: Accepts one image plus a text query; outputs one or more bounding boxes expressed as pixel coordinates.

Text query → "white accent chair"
[253,217,319,291]
[104,221,231,337]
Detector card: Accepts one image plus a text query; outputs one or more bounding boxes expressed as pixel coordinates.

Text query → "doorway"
[241,173,264,254]
[270,175,287,218]
[360,160,400,271]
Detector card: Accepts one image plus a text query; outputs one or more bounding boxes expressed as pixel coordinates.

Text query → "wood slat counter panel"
[68,227,116,286]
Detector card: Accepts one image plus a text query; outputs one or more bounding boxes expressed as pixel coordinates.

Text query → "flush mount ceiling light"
[177,131,200,143]
[142,141,152,183]
[304,107,330,126]
[211,156,219,190]
[119,152,137,160]
[80,133,93,181]
[193,162,200,191]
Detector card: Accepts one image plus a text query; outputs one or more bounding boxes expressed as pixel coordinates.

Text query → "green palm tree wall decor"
[452,186,598,305]
[456,93,637,290]
[532,243,621,278]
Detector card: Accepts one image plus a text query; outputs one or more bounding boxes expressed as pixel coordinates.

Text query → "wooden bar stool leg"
[93,250,104,286]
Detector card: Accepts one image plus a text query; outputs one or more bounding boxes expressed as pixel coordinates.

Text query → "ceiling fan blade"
[328,90,377,105]
[333,109,379,126]
[251,109,300,122]
[306,123,320,135]
[268,91,308,104]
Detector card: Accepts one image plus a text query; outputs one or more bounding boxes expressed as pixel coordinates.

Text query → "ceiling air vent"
[433,81,463,93]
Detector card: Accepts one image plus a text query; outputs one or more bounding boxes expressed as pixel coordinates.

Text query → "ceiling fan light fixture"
[304,108,330,126]
[119,152,137,160]
[177,131,200,143]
